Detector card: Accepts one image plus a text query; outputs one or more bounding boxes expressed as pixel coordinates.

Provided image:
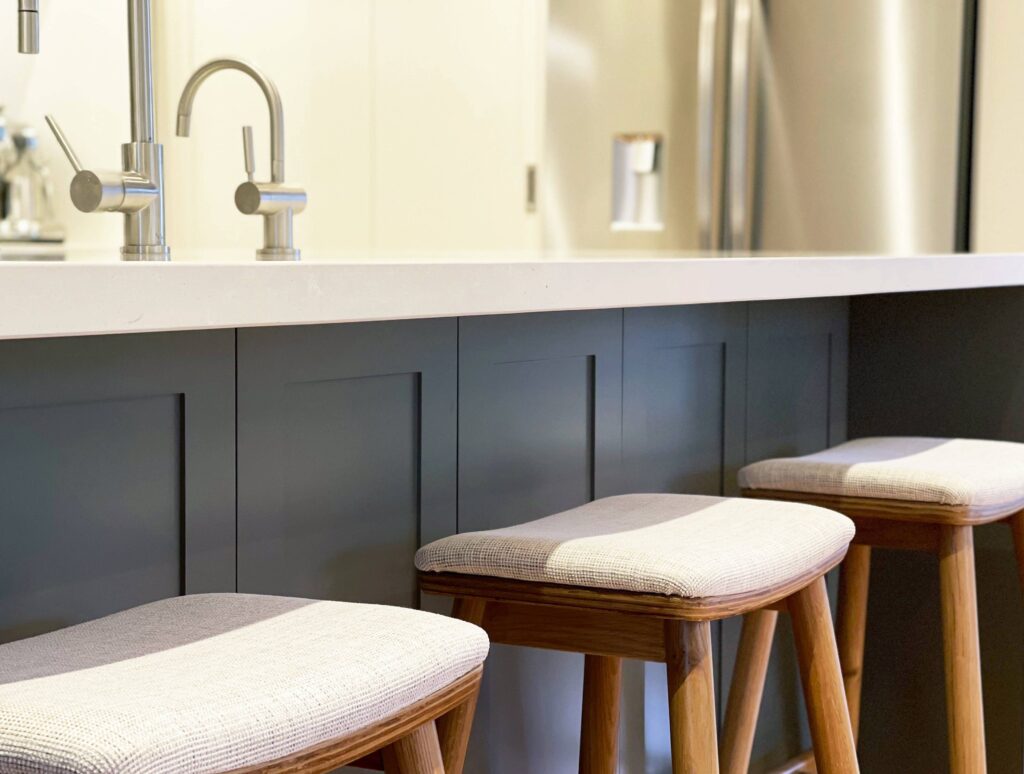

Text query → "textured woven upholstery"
[739,437,1024,508]
[0,594,489,774]
[416,493,853,598]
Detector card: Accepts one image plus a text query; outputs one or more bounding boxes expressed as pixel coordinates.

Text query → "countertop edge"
[1,252,1021,340]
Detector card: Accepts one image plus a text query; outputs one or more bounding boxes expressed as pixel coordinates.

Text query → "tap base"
[257,247,301,262]
[122,244,171,262]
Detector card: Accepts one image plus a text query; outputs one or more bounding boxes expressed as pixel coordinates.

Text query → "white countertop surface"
[1,247,1022,340]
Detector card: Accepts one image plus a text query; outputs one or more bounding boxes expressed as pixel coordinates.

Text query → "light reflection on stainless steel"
[746,0,963,254]
[543,0,966,256]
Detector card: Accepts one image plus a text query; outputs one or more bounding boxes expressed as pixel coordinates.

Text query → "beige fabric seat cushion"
[739,437,1024,508]
[0,594,489,774]
[415,493,853,599]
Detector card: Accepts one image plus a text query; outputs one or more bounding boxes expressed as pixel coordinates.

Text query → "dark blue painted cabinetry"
[622,303,748,497]
[236,319,458,607]
[0,330,235,643]
[0,299,848,774]
[458,310,623,531]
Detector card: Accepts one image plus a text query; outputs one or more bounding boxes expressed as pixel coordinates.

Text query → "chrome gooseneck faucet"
[43,0,169,260]
[176,58,306,261]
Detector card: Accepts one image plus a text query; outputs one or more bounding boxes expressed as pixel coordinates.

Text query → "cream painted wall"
[972,0,1024,251]
[1,1,542,256]
[372,0,540,253]
[156,0,373,257]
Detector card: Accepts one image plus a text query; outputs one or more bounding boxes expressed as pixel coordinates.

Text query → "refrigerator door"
[542,0,729,253]
[732,0,969,254]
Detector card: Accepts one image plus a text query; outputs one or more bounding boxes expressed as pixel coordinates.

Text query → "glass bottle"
[1,127,63,242]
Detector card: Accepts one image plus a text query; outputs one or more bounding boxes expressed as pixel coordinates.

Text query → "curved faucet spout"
[176,58,286,183]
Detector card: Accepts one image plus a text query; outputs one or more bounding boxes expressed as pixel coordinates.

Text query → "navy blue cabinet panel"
[0,331,235,643]
[622,303,747,497]
[850,288,1024,440]
[236,320,457,608]
[457,310,623,774]
[458,310,623,530]
[746,298,849,462]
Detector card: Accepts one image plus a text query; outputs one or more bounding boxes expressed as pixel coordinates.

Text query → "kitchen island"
[1,252,1022,773]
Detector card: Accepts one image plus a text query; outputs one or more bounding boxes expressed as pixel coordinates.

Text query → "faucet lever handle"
[44,115,84,174]
[242,125,256,182]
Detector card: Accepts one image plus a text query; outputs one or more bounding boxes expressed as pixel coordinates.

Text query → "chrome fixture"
[17,0,38,54]
[612,132,663,232]
[176,58,306,261]
[45,0,168,260]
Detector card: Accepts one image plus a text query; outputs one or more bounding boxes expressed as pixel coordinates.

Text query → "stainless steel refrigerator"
[541,0,975,255]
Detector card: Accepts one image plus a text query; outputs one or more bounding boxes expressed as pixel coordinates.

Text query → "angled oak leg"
[666,619,719,774]
[766,546,871,774]
[721,608,779,774]
[836,544,871,742]
[435,597,487,774]
[579,654,622,774]
[450,597,487,626]
[435,685,480,774]
[382,721,445,774]
[789,577,859,774]
[938,525,987,774]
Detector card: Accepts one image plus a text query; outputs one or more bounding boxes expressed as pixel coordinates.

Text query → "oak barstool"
[0,593,489,773]
[415,493,861,774]
[726,437,1024,774]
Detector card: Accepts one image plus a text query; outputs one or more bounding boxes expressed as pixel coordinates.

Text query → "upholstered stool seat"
[0,593,489,774]
[416,493,854,599]
[739,436,1024,516]
[726,436,1024,774]
[417,493,861,774]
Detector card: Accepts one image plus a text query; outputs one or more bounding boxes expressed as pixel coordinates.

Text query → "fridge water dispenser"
[612,133,663,232]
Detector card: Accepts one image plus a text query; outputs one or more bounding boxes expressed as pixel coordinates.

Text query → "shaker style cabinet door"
[458,309,624,531]
[0,331,236,644]
[622,303,748,497]
[236,320,457,609]
[745,297,849,462]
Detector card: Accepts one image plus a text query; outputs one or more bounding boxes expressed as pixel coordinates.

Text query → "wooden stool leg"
[450,597,487,625]
[939,525,987,774]
[767,555,870,774]
[665,619,719,773]
[436,686,480,774]
[720,609,779,774]
[789,576,859,774]
[579,654,622,774]
[435,597,487,773]
[1010,511,1024,596]
[836,544,871,742]
[382,721,445,774]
